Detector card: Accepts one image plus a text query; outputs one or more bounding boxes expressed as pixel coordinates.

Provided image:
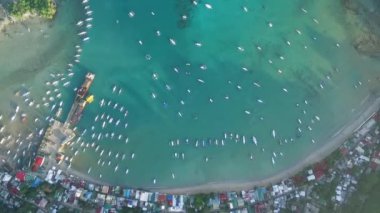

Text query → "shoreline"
[63,95,380,195]
[0,0,379,197]
[147,95,380,194]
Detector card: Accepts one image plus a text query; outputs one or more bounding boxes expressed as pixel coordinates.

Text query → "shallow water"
[1,0,380,188]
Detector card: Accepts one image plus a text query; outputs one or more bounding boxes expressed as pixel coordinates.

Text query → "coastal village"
[0,105,379,212]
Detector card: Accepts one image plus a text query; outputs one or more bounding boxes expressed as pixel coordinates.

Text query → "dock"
[65,72,95,127]
[31,72,95,172]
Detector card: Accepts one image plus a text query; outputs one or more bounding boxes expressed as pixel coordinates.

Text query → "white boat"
[172,173,175,179]
[10,113,16,121]
[272,157,275,165]
[87,167,92,174]
[125,137,129,144]
[237,46,245,52]
[197,79,205,84]
[315,115,320,121]
[131,153,135,159]
[242,136,246,144]
[273,152,277,158]
[205,3,213,9]
[245,110,251,115]
[125,169,129,175]
[153,178,156,184]
[128,11,135,18]
[257,99,264,103]
[77,20,83,26]
[297,118,302,124]
[114,165,119,172]
[112,85,117,93]
[272,130,276,138]
[83,37,90,41]
[122,154,125,160]
[194,42,202,47]
[252,136,258,146]
[169,38,176,45]
[205,157,209,162]
[78,31,87,36]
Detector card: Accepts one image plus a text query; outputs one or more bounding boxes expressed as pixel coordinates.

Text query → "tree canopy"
[10,0,56,19]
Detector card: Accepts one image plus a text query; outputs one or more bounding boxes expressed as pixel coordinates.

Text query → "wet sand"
[152,95,380,194]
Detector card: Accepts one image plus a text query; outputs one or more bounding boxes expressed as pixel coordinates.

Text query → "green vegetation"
[315,177,339,212]
[10,0,56,19]
[325,149,342,167]
[185,193,213,212]
[341,172,380,213]
[15,202,38,213]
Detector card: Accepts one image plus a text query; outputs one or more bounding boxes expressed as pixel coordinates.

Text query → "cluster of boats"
[77,0,93,43]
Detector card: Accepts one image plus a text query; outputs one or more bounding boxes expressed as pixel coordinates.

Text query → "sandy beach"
[59,94,380,195]
[152,94,380,194]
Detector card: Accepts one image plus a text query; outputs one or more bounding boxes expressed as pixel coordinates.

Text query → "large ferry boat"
[66,72,95,126]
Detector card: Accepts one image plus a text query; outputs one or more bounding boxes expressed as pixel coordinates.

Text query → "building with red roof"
[32,156,45,172]
[15,171,26,182]
[313,161,328,180]
[219,193,228,202]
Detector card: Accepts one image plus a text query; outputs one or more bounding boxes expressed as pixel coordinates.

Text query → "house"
[140,192,149,202]
[15,171,26,182]
[38,198,48,208]
[32,156,45,172]
[101,185,109,194]
[2,173,12,183]
[355,146,365,154]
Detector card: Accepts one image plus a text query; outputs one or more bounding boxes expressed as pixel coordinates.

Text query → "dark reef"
[342,0,380,57]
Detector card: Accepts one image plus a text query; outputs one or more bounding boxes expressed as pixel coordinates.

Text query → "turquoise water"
[1,0,380,189]
[62,0,380,188]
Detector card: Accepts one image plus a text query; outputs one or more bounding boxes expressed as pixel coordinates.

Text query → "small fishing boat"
[252,136,258,146]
